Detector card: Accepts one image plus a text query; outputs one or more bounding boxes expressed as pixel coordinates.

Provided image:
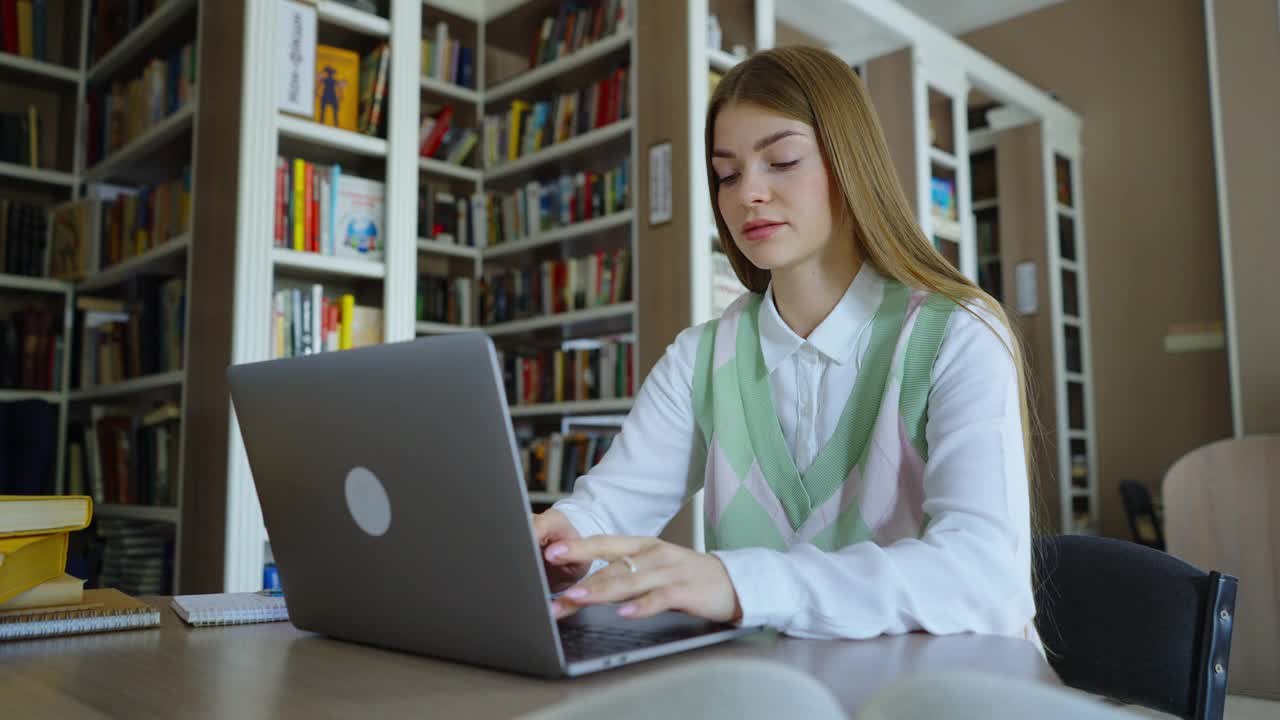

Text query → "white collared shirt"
[553,265,1036,641]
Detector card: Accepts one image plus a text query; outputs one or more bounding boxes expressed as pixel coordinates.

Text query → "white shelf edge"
[419,155,481,182]
[415,321,476,334]
[708,48,743,72]
[483,302,635,337]
[420,76,480,104]
[482,210,634,259]
[86,0,197,85]
[83,103,196,184]
[271,248,387,279]
[1067,429,1088,440]
[0,161,76,187]
[1061,259,1080,271]
[509,398,635,418]
[1065,371,1085,383]
[484,120,632,182]
[0,51,79,83]
[1056,203,1077,217]
[94,504,181,522]
[0,389,62,402]
[1062,315,1081,327]
[972,199,998,212]
[277,114,388,158]
[932,217,962,242]
[485,31,632,103]
[0,273,72,294]
[70,369,186,403]
[929,147,958,169]
[77,234,191,293]
[1069,489,1091,499]
[316,0,391,37]
[417,238,480,259]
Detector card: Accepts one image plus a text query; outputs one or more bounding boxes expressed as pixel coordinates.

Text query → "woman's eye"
[772,160,800,170]
[718,173,740,186]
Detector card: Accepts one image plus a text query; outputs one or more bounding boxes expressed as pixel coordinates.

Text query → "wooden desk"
[2,597,1059,719]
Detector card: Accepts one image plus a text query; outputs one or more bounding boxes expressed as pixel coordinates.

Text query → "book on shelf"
[313,44,360,132]
[479,158,629,248]
[478,248,630,325]
[48,196,102,281]
[418,182,476,248]
[516,427,618,495]
[526,0,631,70]
[0,587,162,641]
[930,176,956,221]
[0,495,92,538]
[482,65,630,169]
[84,44,197,167]
[0,198,51,278]
[66,401,180,507]
[419,104,478,166]
[72,279,186,389]
[357,42,390,136]
[271,286,382,358]
[92,172,193,270]
[0,106,41,168]
[422,20,474,89]
[94,517,174,596]
[499,336,635,407]
[275,158,384,262]
[0,399,59,496]
[88,0,183,64]
[0,304,61,392]
[417,267,472,328]
[0,573,85,611]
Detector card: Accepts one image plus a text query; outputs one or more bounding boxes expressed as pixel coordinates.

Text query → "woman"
[534,45,1037,643]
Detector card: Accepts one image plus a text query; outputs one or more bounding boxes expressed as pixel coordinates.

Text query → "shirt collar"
[758,264,884,372]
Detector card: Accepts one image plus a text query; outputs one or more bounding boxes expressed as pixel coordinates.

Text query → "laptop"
[226,333,760,678]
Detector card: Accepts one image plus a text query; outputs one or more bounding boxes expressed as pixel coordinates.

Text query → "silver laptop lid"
[227,334,567,677]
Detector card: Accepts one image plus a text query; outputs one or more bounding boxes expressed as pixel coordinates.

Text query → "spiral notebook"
[0,588,161,641]
[170,592,289,627]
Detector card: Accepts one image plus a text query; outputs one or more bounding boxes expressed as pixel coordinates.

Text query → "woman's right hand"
[532,509,592,592]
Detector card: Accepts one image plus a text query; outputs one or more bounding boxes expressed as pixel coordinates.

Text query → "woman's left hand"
[544,536,743,622]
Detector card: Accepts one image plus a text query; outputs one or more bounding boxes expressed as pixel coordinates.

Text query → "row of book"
[422,20,474,89]
[418,273,472,328]
[500,337,634,408]
[95,517,174,597]
[418,104,478,166]
[527,0,630,70]
[273,157,386,262]
[310,42,390,136]
[75,278,185,389]
[0,0,52,62]
[1,497,92,615]
[0,107,40,168]
[478,248,631,325]
[66,401,180,507]
[271,285,383,359]
[0,198,48,277]
[0,398,58,495]
[481,160,630,248]
[418,182,473,246]
[518,429,618,495]
[85,43,197,168]
[0,306,60,391]
[482,65,630,169]
[89,0,175,65]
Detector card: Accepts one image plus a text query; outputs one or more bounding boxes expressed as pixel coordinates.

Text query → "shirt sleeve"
[712,304,1036,639]
[551,323,706,541]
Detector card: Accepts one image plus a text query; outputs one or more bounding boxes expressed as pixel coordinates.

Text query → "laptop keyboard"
[558,624,707,662]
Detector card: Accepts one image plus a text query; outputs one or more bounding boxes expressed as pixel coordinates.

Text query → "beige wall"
[963,0,1233,538]
[1208,0,1280,435]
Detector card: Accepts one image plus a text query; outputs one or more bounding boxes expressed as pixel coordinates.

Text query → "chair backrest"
[1163,435,1280,700]
[1033,534,1237,720]
[1118,478,1165,550]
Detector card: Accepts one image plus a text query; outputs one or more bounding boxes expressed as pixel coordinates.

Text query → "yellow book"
[17,0,33,58]
[0,495,93,538]
[0,533,68,604]
[339,294,354,349]
[0,574,85,611]
[27,104,38,167]
[508,100,530,161]
[293,158,305,251]
[314,45,360,132]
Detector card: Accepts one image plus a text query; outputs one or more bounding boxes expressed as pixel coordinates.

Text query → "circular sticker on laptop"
[344,466,391,536]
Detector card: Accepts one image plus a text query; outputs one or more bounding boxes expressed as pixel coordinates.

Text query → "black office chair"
[1118,479,1166,550]
[1033,535,1237,720]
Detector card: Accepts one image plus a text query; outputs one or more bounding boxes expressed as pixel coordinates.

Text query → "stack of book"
[0,495,160,641]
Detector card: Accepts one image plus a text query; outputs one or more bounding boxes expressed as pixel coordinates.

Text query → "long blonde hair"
[706,46,1038,510]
